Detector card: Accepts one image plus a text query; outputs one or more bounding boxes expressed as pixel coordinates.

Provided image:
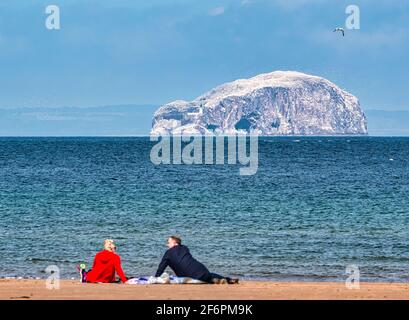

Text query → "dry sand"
[1,279,409,300]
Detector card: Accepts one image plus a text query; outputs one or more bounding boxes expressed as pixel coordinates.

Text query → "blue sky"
[0,0,408,110]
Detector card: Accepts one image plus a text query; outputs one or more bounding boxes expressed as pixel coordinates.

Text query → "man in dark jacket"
[155,236,239,284]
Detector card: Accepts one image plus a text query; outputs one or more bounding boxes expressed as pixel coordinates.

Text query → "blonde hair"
[104,239,116,251]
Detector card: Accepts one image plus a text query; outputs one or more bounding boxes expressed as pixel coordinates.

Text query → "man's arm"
[155,251,170,277]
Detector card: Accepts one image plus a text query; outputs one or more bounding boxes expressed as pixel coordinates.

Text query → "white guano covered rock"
[151,71,368,136]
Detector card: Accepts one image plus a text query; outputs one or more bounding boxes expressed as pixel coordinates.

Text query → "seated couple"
[82,236,239,284]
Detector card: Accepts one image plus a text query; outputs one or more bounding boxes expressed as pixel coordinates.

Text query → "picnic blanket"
[126,273,205,285]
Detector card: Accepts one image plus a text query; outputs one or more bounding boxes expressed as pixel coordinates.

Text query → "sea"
[0,137,408,282]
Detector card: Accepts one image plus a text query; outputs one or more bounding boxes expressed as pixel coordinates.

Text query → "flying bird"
[333,27,345,36]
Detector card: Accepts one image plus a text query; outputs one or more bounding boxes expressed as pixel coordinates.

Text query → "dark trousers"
[201,272,229,283]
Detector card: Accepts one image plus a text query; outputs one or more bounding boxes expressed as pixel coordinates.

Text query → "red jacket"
[86,250,127,283]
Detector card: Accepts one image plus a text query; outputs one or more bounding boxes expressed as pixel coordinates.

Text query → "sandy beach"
[1,279,409,300]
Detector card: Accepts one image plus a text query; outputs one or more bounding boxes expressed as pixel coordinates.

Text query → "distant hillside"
[0,105,158,136]
[365,110,409,136]
[0,106,408,136]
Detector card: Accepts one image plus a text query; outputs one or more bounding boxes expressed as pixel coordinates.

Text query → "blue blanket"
[126,273,205,285]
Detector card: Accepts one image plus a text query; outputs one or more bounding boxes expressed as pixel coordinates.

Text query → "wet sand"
[1,279,409,300]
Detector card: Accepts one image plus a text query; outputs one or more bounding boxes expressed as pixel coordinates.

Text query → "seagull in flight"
[333,27,345,36]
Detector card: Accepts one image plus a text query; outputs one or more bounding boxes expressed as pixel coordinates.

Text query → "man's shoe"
[227,278,239,284]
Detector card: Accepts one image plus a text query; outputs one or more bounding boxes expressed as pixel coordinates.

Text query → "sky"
[0,0,408,111]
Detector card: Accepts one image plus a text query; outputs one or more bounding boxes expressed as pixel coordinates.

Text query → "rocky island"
[151,71,367,136]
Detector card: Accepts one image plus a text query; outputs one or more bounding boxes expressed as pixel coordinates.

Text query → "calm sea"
[0,137,408,282]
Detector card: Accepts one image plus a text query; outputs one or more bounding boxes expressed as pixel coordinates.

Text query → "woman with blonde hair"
[82,239,127,283]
